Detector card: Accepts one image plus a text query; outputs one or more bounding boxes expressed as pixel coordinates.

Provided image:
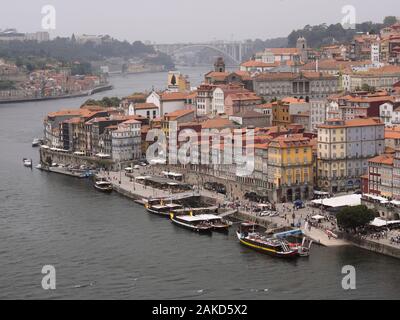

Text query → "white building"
[196,84,214,116]
[380,101,400,125]
[129,103,159,119]
[310,100,327,132]
[212,87,225,115]
[371,42,380,65]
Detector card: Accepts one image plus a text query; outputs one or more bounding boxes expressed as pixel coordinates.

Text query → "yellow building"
[167,71,190,93]
[267,134,314,202]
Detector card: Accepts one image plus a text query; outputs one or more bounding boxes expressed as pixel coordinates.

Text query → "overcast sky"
[1,0,399,43]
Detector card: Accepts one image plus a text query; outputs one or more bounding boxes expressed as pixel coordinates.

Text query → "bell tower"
[214,57,226,72]
[296,37,308,63]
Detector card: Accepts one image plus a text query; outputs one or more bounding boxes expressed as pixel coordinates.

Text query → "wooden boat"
[145,201,183,217]
[94,181,113,193]
[170,213,213,233]
[236,223,298,258]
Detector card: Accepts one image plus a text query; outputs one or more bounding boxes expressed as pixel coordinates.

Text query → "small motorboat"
[23,158,33,168]
[289,237,313,257]
[32,138,41,147]
[94,180,113,193]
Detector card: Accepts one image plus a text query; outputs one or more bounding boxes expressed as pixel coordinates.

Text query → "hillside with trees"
[287,16,398,48]
[0,36,175,73]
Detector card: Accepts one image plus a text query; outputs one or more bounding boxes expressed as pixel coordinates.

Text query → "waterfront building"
[367,154,394,199]
[317,118,385,193]
[110,120,142,161]
[267,134,314,202]
[393,147,400,201]
[85,116,140,156]
[45,107,107,148]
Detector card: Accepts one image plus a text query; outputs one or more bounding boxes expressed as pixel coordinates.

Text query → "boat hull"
[212,224,230,233]
[236,232,298,259]
[146,208,170,218]
[94,185,113,193]
[171,218,212,234]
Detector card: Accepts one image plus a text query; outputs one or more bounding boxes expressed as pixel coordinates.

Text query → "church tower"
[214,57,226,72]
[296,37,308,63]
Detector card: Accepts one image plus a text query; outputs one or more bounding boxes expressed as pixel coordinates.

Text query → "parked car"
[293,200,305,209]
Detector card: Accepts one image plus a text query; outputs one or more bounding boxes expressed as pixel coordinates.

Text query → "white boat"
[32,138,41,147]
[94,181,113,193]
[23,158,32,167]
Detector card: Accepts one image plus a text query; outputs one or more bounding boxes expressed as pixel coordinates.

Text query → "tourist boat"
[145,201,183,217]
[236,223,298,258]
[170,206,229,231]
[23,158,32,168]
[94,181,113,193]
[170,213,213,233]
[32,138,41,147]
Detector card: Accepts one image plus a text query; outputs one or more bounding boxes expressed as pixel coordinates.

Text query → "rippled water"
[1,68,400,299]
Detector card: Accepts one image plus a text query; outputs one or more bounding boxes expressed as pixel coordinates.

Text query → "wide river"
[0,67,399,300]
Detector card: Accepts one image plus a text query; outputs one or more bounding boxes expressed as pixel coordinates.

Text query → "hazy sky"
[1,0,399,43]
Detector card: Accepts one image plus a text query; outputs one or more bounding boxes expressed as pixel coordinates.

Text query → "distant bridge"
[154,41,252,65]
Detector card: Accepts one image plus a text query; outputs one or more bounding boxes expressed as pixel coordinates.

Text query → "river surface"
[0,66,399,300]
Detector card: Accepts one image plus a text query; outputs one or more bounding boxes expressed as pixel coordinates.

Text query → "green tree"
[383,16,398,26]
[361,83,376,93]
[336,205,377,231]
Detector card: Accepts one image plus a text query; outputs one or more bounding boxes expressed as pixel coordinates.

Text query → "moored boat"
[236,223,298,258]
[94,181,113,193]
[170,213,213,233]
[145,201,183,217]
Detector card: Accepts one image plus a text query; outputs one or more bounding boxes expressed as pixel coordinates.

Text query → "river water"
[0,67,399,300]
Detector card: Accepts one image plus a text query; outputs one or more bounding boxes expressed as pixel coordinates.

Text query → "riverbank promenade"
[98,169,227,203]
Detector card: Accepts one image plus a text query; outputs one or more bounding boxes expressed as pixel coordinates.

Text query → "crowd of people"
[390,234,400,245]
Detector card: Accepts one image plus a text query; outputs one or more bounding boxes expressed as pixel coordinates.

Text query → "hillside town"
[0,58,110,102]
[35,21,400,260]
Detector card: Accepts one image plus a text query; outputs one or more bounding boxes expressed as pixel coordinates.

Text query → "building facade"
[317,118,385,193]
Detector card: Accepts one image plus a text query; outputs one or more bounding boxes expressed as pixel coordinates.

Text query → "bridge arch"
[171,44,241,65]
